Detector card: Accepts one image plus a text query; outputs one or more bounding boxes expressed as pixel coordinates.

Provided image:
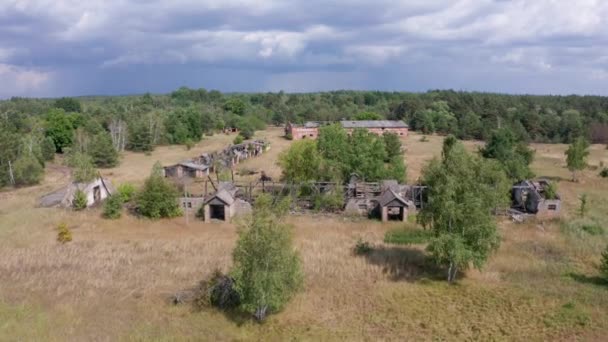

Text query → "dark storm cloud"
[0,0,607,98]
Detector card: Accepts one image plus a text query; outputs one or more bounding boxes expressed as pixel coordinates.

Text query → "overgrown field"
[1,128,607,341]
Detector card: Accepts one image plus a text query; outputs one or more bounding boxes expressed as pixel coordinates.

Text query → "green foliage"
[89,132,119,168]
[45,109,74,153]
[239,127,254,140]
[117,183,136,202]
[353,238,372,255]
[231,194,303,321]
[127,121,153,152]
[579,194,588,218]
[233,135,244,145]
[72,190,88,210]
[184,139,195,150]
[384,228,433,245]
[56,223,72,243]
[136,163,181,219]
[601,246,608,279]
[544,182,559,200]
[313,186,344,212]
[354,111,382,120]
[54,97,82,113]
[12,154,44,186]
[565,137,590,181]
[383,132,402,160]
[543,302,590,328]
[419,139,509,283]
[278,140,322,182]
[480,128,535,181]
[41,137,56,161]
[102,195,123,219]
[165,108,203,144]
[194,270,240,310]
[223,98,246,116]
[581,224,604,236]
[69,152,97,183]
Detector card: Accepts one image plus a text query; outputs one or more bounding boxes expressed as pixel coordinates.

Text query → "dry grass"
[1,130,608,340]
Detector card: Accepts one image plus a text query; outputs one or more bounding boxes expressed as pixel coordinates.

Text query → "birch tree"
[419,138,509,283]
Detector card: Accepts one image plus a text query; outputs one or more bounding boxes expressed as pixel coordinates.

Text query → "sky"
[1,0,608,98]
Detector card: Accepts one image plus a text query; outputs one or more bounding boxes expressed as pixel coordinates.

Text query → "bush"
[57,223,72,243]
[544,181,559,200]
[194,270,241,311]
[384,228,433,245]
[117,183,136,202]
[233,135,244,145]
[72,189,88,210]
[313,188,344,212]
[103,195,123,219]
[581,224,604,236]
[600,168,608,178]
[184,139,195,150]
[136,163,182,219]
[354,238,372,255]
[419,135,429,142]
[231,195,302,321]
[601,245,608,279]
[89,132,119,168]
[12,154,44,186]
[285,132,293,140]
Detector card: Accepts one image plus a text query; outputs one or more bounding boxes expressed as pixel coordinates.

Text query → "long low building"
[286,120,408,140]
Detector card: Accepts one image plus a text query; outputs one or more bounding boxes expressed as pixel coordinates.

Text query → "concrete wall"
[344,127,409,137]
[290,127,319,140]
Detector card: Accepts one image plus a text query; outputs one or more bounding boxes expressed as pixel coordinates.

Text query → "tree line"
[3,87,608,188]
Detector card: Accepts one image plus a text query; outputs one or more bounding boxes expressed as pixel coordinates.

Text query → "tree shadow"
[361,245,446,282]
[567,272,608,287]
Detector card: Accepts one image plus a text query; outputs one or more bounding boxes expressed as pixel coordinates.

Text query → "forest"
[1,87,608,188]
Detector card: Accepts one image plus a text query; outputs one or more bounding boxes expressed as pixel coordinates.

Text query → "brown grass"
[1,130,607,340]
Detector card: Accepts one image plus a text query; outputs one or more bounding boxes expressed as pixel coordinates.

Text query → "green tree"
[127,121,153,152]
[317,124,350,179]
[136,162,182,219]
[41,136,56,161]
[223,98,246,116]
[348,129,388,182]
[565,137,590,182]
[411,110,435,134]
[383,132,402,161]
[72,189,88,210]
[89,132,119,168]
[54,97,82,113]
[231,194,303,321]
[70,152,97,183]
[480,128,535,181]
[45,109,74,153]
[419,139,509,283]
[354,111,382,120]
[103,195,123,219]
[12,154,44,186]
[278,140,322,182]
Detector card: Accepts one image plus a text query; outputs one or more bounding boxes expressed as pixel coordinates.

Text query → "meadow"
[1,127,607,341]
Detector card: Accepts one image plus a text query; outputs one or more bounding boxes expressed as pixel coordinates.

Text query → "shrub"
[581,224,604,236]
[600,168,608,178]
[601,245,608,279]
[231,195,302,321]
[354,238,372,255]
[544,182,558,200]
[420,136,429,142]
[194,270,241,311]
[72,189,88,210]
[184,139,195,150]
[285,132,293,140]
[313,188,344,212]
[103,195,123,219]
[57,223,72,243]
[136,163,182,219]
[89,132,119,168]
[117,183,136,202]
[233,135,244,145]
[384,228,433,245]
[12,154,44,186]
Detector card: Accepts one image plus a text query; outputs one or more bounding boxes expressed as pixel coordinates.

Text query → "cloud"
[1,0,608,97]
[0,64,52,97]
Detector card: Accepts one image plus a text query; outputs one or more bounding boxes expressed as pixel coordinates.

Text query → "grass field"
[1,128,607,341]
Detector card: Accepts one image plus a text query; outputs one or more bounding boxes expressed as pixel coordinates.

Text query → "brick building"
[285,120,408,140]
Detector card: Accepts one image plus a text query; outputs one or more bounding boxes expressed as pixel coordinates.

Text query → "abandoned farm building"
[345,180,416,222]
[286,120,408,140]
[512,179,561,218]
[199,182,252,222]
[39,177,115,208]
[164,140,269,180]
